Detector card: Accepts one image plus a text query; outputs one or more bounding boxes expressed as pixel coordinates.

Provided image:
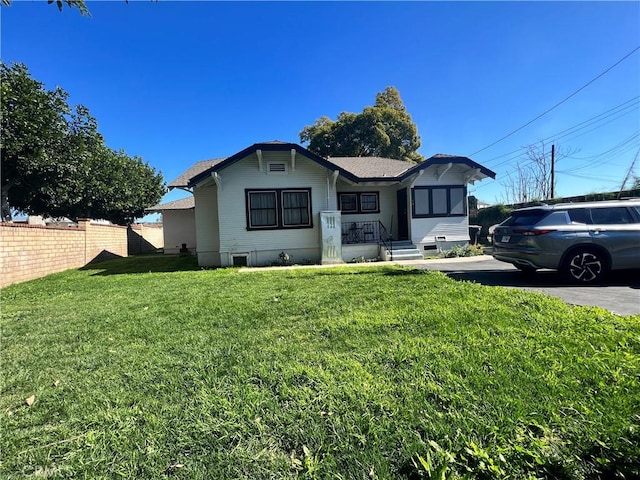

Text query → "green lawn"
[1,255,639,479]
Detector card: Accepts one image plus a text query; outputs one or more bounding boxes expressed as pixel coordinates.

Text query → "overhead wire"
[467,46,640,157]
[476,96,640,168]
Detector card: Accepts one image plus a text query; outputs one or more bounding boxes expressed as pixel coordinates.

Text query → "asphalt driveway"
[396,255,640,316]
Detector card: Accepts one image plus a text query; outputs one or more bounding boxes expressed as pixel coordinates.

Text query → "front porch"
[320,213,423,264]
[341,220,390,245]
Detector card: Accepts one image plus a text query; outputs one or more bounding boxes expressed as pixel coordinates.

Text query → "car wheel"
[564,249,606,283]
[515,265,537,274]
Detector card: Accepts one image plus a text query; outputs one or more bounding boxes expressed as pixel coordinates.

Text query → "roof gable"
[187,142,359,187]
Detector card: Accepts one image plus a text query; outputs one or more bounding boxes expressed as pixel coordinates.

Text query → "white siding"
[410,166,470,249]
[212,151,336,266]
[163,209,196,254]
[194,184,220,266]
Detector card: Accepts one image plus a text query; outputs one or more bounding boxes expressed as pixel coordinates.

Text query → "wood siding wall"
[195,151,336,266]
[162,209,196,255]
[410,166,471,247]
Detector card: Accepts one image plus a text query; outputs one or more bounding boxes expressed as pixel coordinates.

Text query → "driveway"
[395,255,640,317]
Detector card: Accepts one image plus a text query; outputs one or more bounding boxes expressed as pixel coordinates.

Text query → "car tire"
[563,249,606,283]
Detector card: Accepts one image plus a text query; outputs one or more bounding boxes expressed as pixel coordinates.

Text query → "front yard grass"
[1,256,639,479]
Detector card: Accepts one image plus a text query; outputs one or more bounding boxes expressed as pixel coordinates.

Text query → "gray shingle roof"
[146,196,195,212]
[168,158,226,188]
[327,156,414,178]
[168,144,496,189]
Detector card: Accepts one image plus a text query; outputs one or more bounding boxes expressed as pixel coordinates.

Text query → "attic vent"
[267,162,288,174]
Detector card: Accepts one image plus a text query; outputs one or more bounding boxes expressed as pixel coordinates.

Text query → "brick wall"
[128,223,164,254]
[0,220,128,288]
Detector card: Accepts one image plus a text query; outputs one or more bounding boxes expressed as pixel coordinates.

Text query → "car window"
[501,209,549,226]
[535,210,570,226]
[567,208,589,224]
[589,207,636,225]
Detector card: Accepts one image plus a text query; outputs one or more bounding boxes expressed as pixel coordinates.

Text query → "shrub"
[438,244,484,258]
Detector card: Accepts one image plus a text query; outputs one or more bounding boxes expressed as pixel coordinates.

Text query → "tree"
[1,62,165,224]
[501,141,573,204]
[299,86,424,163]
[1,0,90,15]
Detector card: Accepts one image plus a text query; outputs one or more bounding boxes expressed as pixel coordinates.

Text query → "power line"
[477,98,639,171]
[468,46,640,157]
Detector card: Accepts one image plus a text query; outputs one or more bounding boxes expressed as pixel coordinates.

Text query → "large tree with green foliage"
[300,87,424,163]
[1,62,164,224]
[1,0,90,14]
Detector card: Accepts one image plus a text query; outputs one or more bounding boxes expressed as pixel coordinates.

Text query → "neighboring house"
[147,197,197,254]
[165,141,495,267]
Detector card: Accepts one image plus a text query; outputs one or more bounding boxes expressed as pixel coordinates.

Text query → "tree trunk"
[1,181,14,222]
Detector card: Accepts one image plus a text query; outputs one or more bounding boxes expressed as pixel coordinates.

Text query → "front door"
[397,188,409,241]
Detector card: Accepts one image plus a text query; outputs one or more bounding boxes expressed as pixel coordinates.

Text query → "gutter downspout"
[327,170,339,210]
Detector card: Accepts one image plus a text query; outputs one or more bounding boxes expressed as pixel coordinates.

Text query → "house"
[147,196,196,254]
[164,141,495,267]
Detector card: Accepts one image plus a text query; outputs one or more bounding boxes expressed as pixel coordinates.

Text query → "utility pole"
[550,144,555,199]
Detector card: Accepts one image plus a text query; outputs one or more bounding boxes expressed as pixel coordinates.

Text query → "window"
[248,191,277,228]
[338,192,380,214]
[246,188,312,230]
[590,206,636,225]
[339,193,358,213]
[360,193,379,213]
[282,190,310,226]
[412,186,467,217]
[567,208,588,224]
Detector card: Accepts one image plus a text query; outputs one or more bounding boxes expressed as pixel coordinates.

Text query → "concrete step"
[389,252,424,261]
[385,243,423,261]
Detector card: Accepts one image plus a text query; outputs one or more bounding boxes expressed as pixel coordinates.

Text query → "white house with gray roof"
[161,141,495,267]
[147,196,196,254]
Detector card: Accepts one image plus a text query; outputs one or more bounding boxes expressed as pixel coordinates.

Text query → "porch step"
[385,242,423,261]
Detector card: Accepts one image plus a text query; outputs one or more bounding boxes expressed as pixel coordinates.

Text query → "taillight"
[513,229,554,236]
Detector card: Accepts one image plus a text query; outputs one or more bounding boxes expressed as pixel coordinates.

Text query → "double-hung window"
[246,188,312,230]
[338,192,380,214]
[412,186,466,217]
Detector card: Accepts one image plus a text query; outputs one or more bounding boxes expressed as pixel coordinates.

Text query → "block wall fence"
[0,220,128,288]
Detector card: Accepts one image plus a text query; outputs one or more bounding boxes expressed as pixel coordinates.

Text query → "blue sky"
[2,1,639,216]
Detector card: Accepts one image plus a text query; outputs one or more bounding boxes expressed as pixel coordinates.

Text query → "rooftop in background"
[147,197,195,212]
[167,159,226,188]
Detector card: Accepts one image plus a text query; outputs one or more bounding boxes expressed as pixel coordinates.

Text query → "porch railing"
[341,220,392,245]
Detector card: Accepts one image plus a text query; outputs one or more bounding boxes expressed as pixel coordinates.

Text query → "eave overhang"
[400,155,496,182]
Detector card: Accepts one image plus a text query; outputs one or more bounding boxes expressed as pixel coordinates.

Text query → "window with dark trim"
[412,186,467,217]
[246,188,312,230]
[338,192,380,214]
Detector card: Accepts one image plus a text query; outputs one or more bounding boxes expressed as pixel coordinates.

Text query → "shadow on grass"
[445,268,640,289]
[80,254,201,276]
[280,265,429,278]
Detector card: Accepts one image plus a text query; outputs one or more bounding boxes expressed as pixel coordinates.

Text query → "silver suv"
[492,199,640,283]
